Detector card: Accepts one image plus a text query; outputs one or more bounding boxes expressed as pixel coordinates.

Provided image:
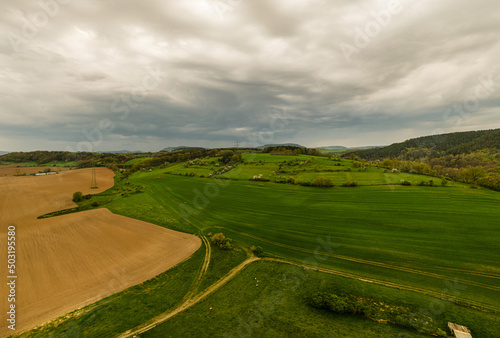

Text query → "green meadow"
[143,261,500,338]
[128,165,500,311]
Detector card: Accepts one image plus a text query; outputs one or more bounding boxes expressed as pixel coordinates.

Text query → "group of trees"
[344,129,500,192]
[262,146,327,157]
[0,151,80,165]
[375,158,500,191]
[220,150,242,164]
[350,129,500,160]
[210,233,234,250]
[310,292,447,337]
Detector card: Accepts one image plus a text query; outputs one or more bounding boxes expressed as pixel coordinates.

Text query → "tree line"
[345,128,500,191]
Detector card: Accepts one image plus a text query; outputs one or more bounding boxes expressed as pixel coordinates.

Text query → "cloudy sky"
[1,0,499,152]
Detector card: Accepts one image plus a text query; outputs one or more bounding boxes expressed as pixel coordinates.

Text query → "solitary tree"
[72,191,83,202]
[211,233,226,246]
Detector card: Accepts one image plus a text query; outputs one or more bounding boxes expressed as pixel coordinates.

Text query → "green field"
[143,261,430,338]
[127,167,500,310]
[19,153,500,337]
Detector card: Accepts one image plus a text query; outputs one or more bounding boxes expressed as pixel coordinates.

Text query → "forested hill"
[349,128,500,160]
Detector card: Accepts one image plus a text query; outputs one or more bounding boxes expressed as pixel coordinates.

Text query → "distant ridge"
[256,143,306,150]
[0,151,9,155]
[97,150,144,154]
[316,146,348,150]
[317,146,383,150]
[161,146,206,152]
[349,128,500,159]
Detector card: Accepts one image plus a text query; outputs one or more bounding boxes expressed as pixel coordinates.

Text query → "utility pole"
[91,146,98,189]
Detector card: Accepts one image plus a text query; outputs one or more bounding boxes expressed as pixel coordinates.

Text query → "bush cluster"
[342,180,359,187]
[211,233,234,250]
[310,292,447,337]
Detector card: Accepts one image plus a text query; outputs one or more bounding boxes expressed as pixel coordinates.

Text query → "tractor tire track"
[225,229,500,293]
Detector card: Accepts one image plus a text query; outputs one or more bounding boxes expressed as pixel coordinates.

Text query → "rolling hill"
[349,128,500,159]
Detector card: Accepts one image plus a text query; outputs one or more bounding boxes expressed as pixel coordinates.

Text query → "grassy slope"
[168,153,447,186]
[144,261,500,337]
[126,157,153,164]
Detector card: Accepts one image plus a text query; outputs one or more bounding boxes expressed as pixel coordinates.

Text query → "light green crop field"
[164,153,448,187]
[128,168,499,311]
[19,153,500,337]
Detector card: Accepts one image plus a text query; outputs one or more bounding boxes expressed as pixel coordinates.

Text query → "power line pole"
[91,167,98,189]
[91,146,98,189]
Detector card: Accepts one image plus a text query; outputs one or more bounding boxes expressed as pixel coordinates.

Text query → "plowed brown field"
[0,168,201,335]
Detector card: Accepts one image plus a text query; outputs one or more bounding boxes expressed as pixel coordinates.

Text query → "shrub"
[312,176,334,187]
[342,180,359,187]
[250,245,264,256]
[91,201,99,207]
[401,180,412,186]
[436,328,448,337]
[310,291,445,336]
[211,233,234,250]
[72,191,83,202]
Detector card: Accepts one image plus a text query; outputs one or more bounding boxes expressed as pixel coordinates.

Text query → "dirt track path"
[184,235,211,300]
[118,253,499,337]
[119,257,259,338]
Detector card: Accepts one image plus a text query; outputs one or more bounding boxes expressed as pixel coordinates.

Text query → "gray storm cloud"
[0,0,499,151]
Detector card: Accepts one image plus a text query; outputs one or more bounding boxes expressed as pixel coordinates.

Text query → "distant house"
[34,172,58,176]
[448,323,473,338]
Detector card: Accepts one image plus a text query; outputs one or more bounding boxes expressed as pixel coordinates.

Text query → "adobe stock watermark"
[397,278,467,337]
[6,224,17,332]
[178,106,290,221]
[65,65,166,153]
[432,72,497,137]
[339,0,403,62]
[208,0,244,20]
[7,0,71,55]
